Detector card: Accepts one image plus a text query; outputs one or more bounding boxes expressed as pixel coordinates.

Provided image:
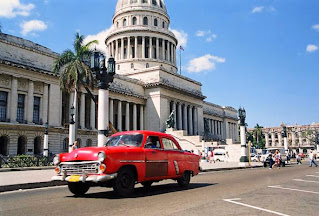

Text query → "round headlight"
[98,152,106,162]
[53,154,60,165]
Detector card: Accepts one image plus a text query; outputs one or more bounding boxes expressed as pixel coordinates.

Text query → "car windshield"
[105,134,144,147]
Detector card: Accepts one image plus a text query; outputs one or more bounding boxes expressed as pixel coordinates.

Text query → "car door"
[162,137,185,177]
[144,135,168,178]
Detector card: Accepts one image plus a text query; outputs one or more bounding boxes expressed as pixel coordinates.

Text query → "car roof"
[112,130,170,137]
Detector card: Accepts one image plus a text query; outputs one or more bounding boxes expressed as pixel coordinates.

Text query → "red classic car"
[52,131,200,196]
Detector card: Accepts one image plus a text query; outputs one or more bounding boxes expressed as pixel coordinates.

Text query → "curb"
[0,181,67,193]
[199,165,263,172]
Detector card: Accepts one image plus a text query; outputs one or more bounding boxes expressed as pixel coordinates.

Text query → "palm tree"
[254,124,264,149]
[53,33,98,149]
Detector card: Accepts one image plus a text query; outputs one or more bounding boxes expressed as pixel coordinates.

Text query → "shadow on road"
[67,182,216,199]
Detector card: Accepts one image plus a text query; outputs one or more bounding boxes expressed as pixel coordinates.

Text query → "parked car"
[262,148,287,167]
[250,153,258,162]
[52,131,200,196]
[213,149,226,162]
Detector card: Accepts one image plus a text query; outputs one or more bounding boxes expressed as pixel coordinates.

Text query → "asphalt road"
[1,164,318,216]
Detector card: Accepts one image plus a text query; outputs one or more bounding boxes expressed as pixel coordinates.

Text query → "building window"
[160,0,163,8]
[33,96,40,124]
[152,0,157,6]
[123,19,127,26]
[34,136,41,155]
[162,21,165,28]
[17,94,25,123]
[154,18,158,26]
[131,63,134,69]
[118,65,120,70]
[0,136,9,156]
[146,63,149,68]
[130,0,137,3]
[0,91,8,122]
[17,136,26,155]
[86,139,92,147]
[143,17,148,25]
[132,17,137,25]
[142,0,148,3]
[62,138,68,152]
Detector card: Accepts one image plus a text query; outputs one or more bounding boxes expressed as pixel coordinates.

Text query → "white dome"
[115,0,167,14]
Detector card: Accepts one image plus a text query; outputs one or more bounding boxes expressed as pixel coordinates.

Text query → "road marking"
[268,185,319,195]
[0,185,67,195]
[223,198,290,216]
[306,175,319,178]
[293,179,319,184]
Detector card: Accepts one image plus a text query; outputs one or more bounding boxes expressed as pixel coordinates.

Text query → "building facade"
[0,0,239,156]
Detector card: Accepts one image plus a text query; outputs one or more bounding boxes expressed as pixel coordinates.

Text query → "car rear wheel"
[177,171,191,188]
[68,182,90,196]
[113,168,135,197]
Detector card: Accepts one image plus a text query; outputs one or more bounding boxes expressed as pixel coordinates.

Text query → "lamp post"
[43,122,49,157]
[239,107,249,166]
[283,125,288,155]
[315,131,319,153]
[91,50,115,147]
[69,105,75,152]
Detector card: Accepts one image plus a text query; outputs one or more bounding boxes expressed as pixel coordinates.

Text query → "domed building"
[0,0,239,158]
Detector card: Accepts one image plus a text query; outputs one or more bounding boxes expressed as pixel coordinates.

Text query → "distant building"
[0,0,239,156]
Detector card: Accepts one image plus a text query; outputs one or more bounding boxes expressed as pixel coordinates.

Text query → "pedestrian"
[207,150,212,162]
[209,150,215,163]
[71,141,78,152]
[273,149,281,169]
[309,151,318,167]
[225,151,229,163]
[268,150,274,169]
[296,153,302,165]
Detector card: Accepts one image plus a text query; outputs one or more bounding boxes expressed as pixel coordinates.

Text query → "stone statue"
[204,118,210,134]
[166,110,175,129]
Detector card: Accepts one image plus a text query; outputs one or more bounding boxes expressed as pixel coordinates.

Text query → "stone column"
[80,93,85,129]
[156,37,159,59]
[10,77,18,122]
[127,37,131,59]
[42,84,49,124]
[133,104,137,130]
[125,102,130,131]
[121,38,124,60]
[278,133,282,147]
[115,39,119,61]
[265,133,270,148]
[172,101,176,129]
[271,132,276,147]
[178,103,182,130]
[27,80,34,123]
[135,36,138,58]
[149,37,153,59]
[174,45,177,64]
[194,107,198,135]
[117,100,122,131]
[298,131,303,147]
[162,39,165,60]
[142,36,145,58]
[188,106,193,135]
[109,99,114,125]
[140,105,144,130]
[90,97,95,130]
[292,132,296,147]
[183,104,188,132]
[170,42,173,63]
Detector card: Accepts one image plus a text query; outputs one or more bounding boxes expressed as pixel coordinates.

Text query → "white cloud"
[306,44,318,53]
[186,54,226,73]
[20,20,47,36]
[312,24,319,31]
[196,31,205,37]
[0,0,35,18]
[170,29,188,47]
[252,6,265,13]
[83,26,115,55]
[196,30,217,42]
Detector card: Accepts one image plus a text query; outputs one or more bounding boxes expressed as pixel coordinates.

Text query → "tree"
[253,124,265,149]
[53,33,98,144]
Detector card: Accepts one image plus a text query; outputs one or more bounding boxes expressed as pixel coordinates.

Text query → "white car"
[262,148,287,167]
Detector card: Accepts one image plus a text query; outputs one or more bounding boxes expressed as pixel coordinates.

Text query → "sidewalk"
[0,162,263,193]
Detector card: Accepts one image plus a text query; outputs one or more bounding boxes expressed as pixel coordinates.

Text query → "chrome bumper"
[51,173,117,183]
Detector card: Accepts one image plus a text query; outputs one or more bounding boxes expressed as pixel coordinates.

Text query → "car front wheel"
[177,171,191,188]
[113,168,135,197]
[68,182,90,196]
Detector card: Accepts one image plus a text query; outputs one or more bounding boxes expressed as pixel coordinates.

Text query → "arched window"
[160,0,163,8]
[62,138,68,152]
[143,17,148,25]
[34,137,41,155]
[162,21,165,28]
[132,17,137,25]
[123,19,127,26]
[152,0,157,6]
[0,135,9,156]
[131,63,134,69]
[154,18,158,26]
[86,139,92,147]
[146,63,149,68]
[17,136,27,155]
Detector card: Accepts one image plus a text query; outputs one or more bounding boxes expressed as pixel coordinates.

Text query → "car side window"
[144,136,161,149]
[162,138,179,150]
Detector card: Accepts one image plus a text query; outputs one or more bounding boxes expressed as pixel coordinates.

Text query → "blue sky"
[1,0,318,128]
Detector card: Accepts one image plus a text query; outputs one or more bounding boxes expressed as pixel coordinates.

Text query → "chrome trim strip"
[60,161,100,165]
[146,160,168,163]
[51,173,118,183]
[120,160,145,163]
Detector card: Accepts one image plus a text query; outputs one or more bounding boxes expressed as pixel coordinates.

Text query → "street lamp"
[91,50,116,147]
[43,122,49,157]
[69,105,75,152]
[238,107,249,165]
[315,131,319,153]
[282,125,289,155]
